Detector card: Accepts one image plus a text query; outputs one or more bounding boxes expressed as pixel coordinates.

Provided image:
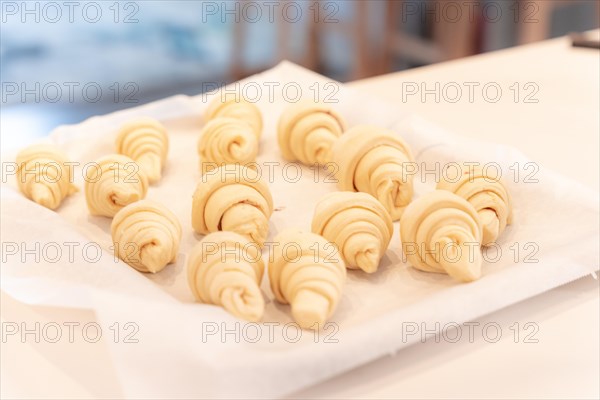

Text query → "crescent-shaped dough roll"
[312,191,393,273]
[331,125,415,221]
[400,190,483,282]
[269,229,346,330]
[437,164,512,245]
[192,165,273,246]
[187,231,264,322]
[198,117,258,173]
[111,200,182,273]
[115,117,168,184]
[277,102,346,165]
[15,144,78,209]
[85,154,148,217]
[205,94,262,138]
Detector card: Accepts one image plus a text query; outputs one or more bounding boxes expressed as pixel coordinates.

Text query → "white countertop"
[2,32,599,399]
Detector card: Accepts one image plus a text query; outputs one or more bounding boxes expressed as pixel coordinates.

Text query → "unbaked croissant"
[198,117,258,173]
[437,164,512,245]
[187,231,264,321]
[85,154,148,217]
[312,191,393,273]
[400,190,483,282]
[15,144,77,210]
[205,94,262,138]
[269,229,346,329]
[192,165,273,246]
[111,200,181,273]
[331,125,415,221]
[115,117,168,184]
[277,102,346,165]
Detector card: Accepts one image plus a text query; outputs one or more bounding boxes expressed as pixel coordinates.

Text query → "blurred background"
[1,0,599,150]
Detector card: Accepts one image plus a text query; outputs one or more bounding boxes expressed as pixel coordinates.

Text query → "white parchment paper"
[1,61,598,398]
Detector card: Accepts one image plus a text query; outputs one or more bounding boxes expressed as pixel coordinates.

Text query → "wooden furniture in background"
[230,0,599,82]
[381,0,479,74]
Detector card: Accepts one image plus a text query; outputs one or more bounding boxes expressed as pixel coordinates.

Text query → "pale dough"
[111,200,182,273]
[312,191,393,273]
[187,231,265,322]
[85,154,148,217]
[269,229,346,330]
[198,117,258,173]
[191,165,273,247]
[331,125,415,221]
[277,102,346,165]
[437,163,512,245]
[116,117,168,184]
[400,190,483,282]
[205,94,262,138]
[15,144,78,210]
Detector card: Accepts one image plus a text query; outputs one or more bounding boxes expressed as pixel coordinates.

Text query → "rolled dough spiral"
[437,164,512,245]
[111,200,181,273]
[187,231,265,321]
[269,229,346,330]
[15,144,78,210]
[277,102,346,165]
[191,165,273,246]
[205,94,262,138]
[115,117,168,184]
[85,154,148,217]
[312,191,393,273]
[400,190,483,282]
[331,125,415,221]
[198,117,258,173]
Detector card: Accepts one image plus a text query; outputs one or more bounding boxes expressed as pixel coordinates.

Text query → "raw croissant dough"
[187,231,264,321]
[198,117,258,173]
[437,164,512,245]
[111,200,182,273]
[15,144,78,209]
[205,94,262,138]
[312,191,393,273]
[116,117,168,184]
[269,229,346,329]
[400,190,483,282]
[277,102,346,165]
[191,165,273,246]
[331,125,415,221]
[85,154,148,217]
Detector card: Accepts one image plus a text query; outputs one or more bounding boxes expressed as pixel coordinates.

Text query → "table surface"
[2,32,599,399]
